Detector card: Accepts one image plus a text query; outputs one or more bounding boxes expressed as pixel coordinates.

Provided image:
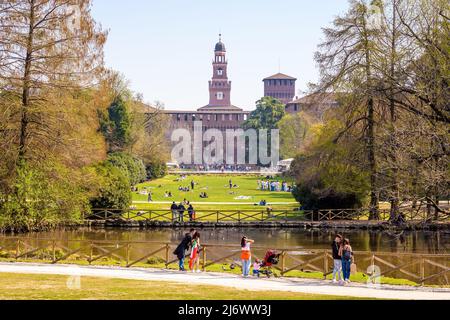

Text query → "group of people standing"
[170,201,196,222]
[174,231,356,284]
[257,180,291,192]
[331,234,355,285]
[174,229,202,273]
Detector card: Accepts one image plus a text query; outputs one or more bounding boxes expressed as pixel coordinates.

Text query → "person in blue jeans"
[340,238,354,283]
[173,229,195,271]
[241,236,254,277]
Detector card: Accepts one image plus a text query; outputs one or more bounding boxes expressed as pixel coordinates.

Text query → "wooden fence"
[0,237,448,286]
[85,207,450,223]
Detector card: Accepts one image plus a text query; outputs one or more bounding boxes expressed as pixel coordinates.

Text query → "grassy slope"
[0,273,370,300]
[133,175,298,210]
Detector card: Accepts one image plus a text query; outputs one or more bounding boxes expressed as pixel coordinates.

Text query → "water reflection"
[15,228,450,254]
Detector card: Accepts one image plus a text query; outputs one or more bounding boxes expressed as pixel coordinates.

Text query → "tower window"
[217,92,224,100]
[217,69,223,76]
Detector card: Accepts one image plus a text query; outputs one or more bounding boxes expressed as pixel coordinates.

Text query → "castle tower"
[263,73,297,104]
[208,34,232,107]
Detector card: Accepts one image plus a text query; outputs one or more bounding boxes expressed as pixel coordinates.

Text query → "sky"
[91,0,350,111]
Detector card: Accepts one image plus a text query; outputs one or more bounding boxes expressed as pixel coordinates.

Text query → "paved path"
[0,263,449,300]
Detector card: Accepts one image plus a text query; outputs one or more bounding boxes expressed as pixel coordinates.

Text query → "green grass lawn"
[132,175,298,211]
[0,273,371,300]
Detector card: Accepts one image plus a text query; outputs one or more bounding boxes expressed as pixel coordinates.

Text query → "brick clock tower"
[208,34,232,107]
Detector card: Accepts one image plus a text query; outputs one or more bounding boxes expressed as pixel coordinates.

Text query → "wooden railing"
[0,237,448,286]
[85,208,450,223]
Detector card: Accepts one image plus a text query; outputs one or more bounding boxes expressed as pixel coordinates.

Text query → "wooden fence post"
[126,243,130,266]
[15,239,20,260]
[281,251,286,275]
[323,250,328,280]
[420,257,425,286]
[89,242,93,265]
[202,246,207,271]
[165,244,170,268]
[371,254,375,284]
[52,240,56,263]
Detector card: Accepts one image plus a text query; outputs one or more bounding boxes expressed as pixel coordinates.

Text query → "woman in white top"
[241,236,254,277]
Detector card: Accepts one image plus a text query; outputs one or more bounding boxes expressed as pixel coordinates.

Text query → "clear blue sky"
[91,0,350,111]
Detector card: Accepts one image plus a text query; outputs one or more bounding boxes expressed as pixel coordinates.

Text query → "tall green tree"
[315,0,382,219]
[100,95,132,152]
[278,112,314,159]
[244,97,286,130]
[0,0,107,231]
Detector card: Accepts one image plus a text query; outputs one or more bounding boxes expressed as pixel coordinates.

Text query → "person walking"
[171,202,178,222]
[340,238,354,284]
[191,180,195,190]
[331,234,343,284]
[173,229,195,271]
[189,232,201,273]
[188,204,195,222]
[178,202,186,223]
[147,191,153,202]
[241,236,254,277]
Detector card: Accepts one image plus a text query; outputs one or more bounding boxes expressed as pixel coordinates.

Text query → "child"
[253,259,261,277]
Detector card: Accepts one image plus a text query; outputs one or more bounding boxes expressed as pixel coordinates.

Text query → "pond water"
[14,227,450,254]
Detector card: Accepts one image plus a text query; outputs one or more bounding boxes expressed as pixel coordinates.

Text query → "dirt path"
[0,263,449,300]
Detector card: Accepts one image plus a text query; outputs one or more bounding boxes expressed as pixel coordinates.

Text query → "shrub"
[89,162,131,211]
[107,152,146,186]
[145,160,167,180]
[291,155,369,212]
[0,162,89,232]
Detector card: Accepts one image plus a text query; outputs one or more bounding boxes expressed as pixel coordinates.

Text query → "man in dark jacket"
[170,202,178,221]
[331,234,343,284]
[178,203,186,223]
[173,229,195,271]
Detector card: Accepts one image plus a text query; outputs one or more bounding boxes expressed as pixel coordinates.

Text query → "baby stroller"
[258,250,281,278]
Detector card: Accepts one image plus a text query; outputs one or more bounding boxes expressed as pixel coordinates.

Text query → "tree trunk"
[367,97,379,220]
[388,1,400,222]
[18,0,35,165]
